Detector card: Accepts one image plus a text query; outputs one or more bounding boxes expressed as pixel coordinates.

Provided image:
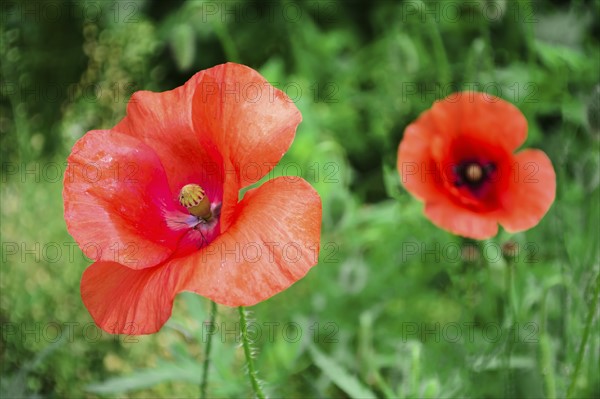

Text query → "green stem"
[239,306,266,399]
[540,290,556,399]
[566,274,600,399]
[539,334,556,399]
[518,0,537,66]
[506,259,519,321]
[503,257,517,397]
[200,301,217,399]
[427,19,451,89]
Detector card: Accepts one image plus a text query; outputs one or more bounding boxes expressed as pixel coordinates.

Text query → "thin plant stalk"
[239,306,266,399]
[566,274,600,399]
[540,290,557,399]
[200,300,217,399]
[504,257,518,397]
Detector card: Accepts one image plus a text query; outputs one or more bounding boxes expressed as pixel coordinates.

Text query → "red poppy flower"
[63,63,322,334]
[397,91,555,239]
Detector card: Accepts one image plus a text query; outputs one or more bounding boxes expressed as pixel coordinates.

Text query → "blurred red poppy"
[63,63,322,334]
[397,91,555,239]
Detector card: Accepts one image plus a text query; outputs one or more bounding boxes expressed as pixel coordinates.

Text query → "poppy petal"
[176,177,322,306]
[424,200,498,240]
[397,122,445,202]
[81,261,179,334]
[429,92,528,151]
[191,63,302,229]
[497,149,556,232]
[64,130,183,269]
[115,76,224,201]
[192,63,302,186]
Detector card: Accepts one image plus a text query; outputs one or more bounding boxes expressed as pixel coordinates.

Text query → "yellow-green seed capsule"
[179,184,212,220]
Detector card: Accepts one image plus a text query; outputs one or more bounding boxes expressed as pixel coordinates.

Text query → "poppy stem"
[539,291,557,399]
[503,257,518,397]
[426,16,450,88]
[200,300,217,399]
[566,273,600,399]
[238,306,266,399]
[505,258,519,322]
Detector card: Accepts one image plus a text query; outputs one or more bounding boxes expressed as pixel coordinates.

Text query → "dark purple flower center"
[453,160,496,193]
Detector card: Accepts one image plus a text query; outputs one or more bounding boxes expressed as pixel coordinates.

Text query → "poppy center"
[454,161,496,189]
[179,184,212,221]
[465,163,483,183]
[170,183,222,251]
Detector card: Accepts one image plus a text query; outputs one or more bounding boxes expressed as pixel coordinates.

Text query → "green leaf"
[170,23,196,71]
[534,40,587,72]
[309,345,377,399]
[383,162,402,200]
[85,361,201,395]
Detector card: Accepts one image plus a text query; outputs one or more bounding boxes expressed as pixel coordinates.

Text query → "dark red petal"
[191,63,302,229]
[424,199,499,240]
[429,91,528,151]
[81,261,179,334]
[497,149,556,232]
[176,177,322,306]
[115,75,224,202]
[64,130,182,269]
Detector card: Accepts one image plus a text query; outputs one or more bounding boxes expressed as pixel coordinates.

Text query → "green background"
[1,0,599,397]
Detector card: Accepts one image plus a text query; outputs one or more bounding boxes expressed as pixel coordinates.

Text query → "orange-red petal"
[497,149,556,232]
[81,261,179,334]
[115,74,223,201]
[428,92,528,152]
[63,130,183,269]
[424,199,499,240]
[176,177,322,306]
[82,174,321,334]
[397,121,445,202]
[191,63,302,230]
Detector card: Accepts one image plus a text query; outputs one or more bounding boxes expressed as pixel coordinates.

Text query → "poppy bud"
[179,184,212,220]
[461,243,480,263]
[502,240,519,259]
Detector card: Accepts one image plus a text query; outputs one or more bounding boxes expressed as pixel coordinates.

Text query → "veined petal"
[115,75,224,203]
[176,177,322,306]
[191,63,302,229]
[81,261,179,334]
[63,130,183,269]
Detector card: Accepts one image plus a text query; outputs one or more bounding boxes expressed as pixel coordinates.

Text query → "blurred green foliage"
[1,0,599,398]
